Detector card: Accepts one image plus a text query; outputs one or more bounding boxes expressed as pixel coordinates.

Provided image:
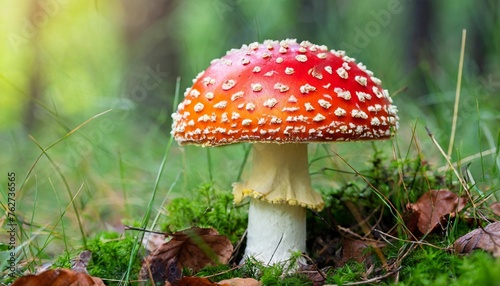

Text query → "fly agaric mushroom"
[171,39,398,265]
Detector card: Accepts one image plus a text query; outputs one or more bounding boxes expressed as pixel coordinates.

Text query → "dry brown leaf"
[171,276,217,286]
[407,189,467,234]
[11,268,105,286]
[454,221,500,257]
[71,250,92,273]
[336,237,386,267]
[297,264,328,286]
[143,232,166,252]
[217,277,262,286]
[337,238,369,266]
[491,202,500,218]
[140,227,233,284]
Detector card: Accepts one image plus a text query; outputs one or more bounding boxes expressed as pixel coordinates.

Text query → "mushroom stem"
[246,198,306,264]
[233,143,324,264]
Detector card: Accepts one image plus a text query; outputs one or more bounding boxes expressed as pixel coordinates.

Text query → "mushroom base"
[244,198,306,265]
[232,143,324,211]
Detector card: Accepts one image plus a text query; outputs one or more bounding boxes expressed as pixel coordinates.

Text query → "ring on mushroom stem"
[171,39,398,266]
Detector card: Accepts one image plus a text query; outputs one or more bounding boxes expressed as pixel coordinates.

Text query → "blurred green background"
[1,0,499,255]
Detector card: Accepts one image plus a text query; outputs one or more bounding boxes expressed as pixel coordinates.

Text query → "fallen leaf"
[35,262,53,274]
[11,268,105,286]
[140,227,233,284]
[491,202,500,218]
[143,232,166,253]
[454,221,500,257]
[71,250,92,273]
[297,264,328,286]
[407,190,467,234]
[334,226,386,267]
[171,276,217,286]
[337,238,369,266]
[403,207,421,236]
[336,237,386,267]
[217,277,262,286]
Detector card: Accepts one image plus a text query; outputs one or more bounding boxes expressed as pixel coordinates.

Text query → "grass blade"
[447,29,467,158]
[29,136,88,247]
[19,109,112,193]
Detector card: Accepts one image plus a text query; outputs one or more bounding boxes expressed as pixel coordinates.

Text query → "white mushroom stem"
[233,143,324,264]
[246,198,306,264]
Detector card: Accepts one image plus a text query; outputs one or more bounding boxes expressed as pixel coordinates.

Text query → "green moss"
[325,261,366,285]
[161,183,247,242]
[395,248,500,286]
[49,232,141,284]
[52,252,72,269]
[195,264,234,281]
[259,267,313,286]
[85,232,141,284]
[196,257,313,285]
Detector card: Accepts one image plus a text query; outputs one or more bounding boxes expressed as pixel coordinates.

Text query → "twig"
[447,29,467,158]
[331,151,409,268]
[139,259,156,286]
[229,229,247,264]
[331,151,403,228]
[202,264,243,279]
[268,233,284,265]
[337,226,384,246]
[373,229,448,250]
[301,253,327,280]
[123,225,167,235]
[426,127,476,208]
[344,201,387,268]
[392,243,418,284]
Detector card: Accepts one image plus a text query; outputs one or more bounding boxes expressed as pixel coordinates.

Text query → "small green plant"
[86,232,142,284]
[51,231,142,285]
[52,251,72,269]
[161,183,247,242]
[195,255,313,285]
[395,247,500,286]
[325,261,366,285]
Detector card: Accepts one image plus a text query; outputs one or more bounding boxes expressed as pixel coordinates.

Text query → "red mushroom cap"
[172,39,398,146]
